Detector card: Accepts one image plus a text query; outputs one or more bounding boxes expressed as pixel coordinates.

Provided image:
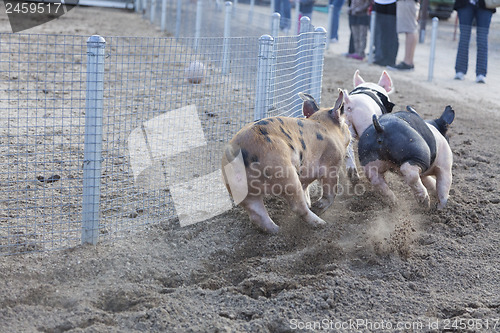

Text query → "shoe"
[330,38,338,44]
[387,62,415,71]
[476,74,486,84]
[454,72,465,80]
[347,53,364,60]
[373,61,389,67]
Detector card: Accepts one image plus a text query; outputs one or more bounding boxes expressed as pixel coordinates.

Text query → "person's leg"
[403,31,418,65]
[358,24,368,58]
[348,14,355,53]
[282,0,292,29]
[395,0,418,67]
[387,12,399,66]
[455,5,475,76]
[374,11,398,66]
[274,0,281,13]
[330,0,346,40]
[351,24,361,55]
[475,7,492,78]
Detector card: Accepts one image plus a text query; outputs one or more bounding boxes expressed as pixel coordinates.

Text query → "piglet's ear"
[334,89,344,115]
[378,70,393,93]
[328,90,343,121]
[299,92,319,118]
[353,69,365,88]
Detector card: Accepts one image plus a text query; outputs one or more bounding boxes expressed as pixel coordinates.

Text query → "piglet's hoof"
[347,168,360,184]
[419,195,431,210]
[311,198,333,216]
[262,224,280,234]
[436,201,447,210]
[307,217,327,228]
[386,196,398,212]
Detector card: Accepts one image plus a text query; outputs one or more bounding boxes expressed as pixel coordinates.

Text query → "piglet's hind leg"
[435,168,452,210]
[401,162,430,209]
[284,172,326,228]
[346,139,360,184]
[365,163,397,206]
[312,172,339,215]
[240,196,280,233]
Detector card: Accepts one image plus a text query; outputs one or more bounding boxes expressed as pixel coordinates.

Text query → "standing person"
[453,0,496,83]
[329,0,347,43]
[345,0,356,55]
[346,0,372,59]
[275,0,292,33]
[372,0,398,67]
[388,0,420,71]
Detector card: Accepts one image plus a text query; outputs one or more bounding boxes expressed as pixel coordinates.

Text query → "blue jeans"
[275,0,291,30]
[329,0,346,40]
[455,3,492,76]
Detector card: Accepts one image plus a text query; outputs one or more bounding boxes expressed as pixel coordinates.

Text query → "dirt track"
[0,4,499,333]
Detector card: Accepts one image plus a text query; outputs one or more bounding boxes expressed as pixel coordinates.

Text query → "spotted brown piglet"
[221,91,351,233]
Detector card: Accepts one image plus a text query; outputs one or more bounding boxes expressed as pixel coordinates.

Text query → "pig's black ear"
[373,114,384,133]
[299,92,319,118]
[441,105,455,125]
[406,105,418,114]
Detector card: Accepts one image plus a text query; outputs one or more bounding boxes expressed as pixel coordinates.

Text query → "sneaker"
[454,72,465,80]
[476,74,486,84]
[330,38,338,44]
[387,62,415,71]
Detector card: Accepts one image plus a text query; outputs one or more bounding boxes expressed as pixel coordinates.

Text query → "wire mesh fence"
[142,0,291,38]
[0,16,326,255]
[0,34,87,254]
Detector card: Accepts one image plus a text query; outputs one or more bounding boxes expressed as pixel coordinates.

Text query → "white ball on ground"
[184,61,205,84]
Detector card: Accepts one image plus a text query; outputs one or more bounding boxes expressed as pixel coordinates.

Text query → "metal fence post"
[368,11,376,64]
[194,0,203,49]
[299,15,311,34]
[271,12,280,38]
[222,1,232,74]
[248,0,255,24]
[141,0,147,18]
[311,27,326,104]
[294,16,312,115]
[293,0,300,34]
[150,0,156,23]
[160,0,167,32]
[428,17,439,82]
[326,4,334,50]
[175,0,182,39]
[254,35,274,121]
[82,35,105,245]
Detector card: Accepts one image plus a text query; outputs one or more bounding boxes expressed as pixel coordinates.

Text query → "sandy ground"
[0,3,499,333]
